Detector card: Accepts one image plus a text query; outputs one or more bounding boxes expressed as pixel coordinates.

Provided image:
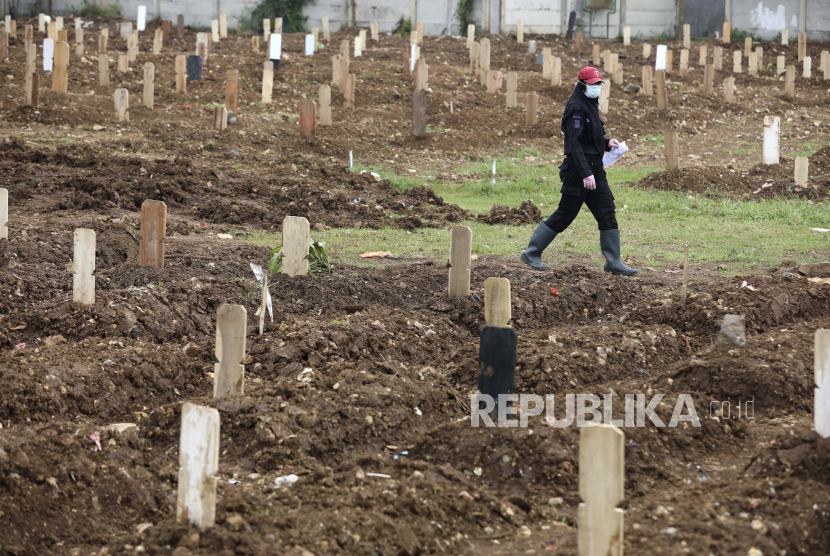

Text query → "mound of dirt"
[745,428,830,484]
[477,200,543,225]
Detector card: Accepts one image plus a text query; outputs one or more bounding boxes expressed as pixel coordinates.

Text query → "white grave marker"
[43,39,53,71]
[763,116,780,165]
[176,403,220,530]
[73,229,96,305]
[269,33,281,60]
[305,34,314,55]
[655,45,667,71]
[816,329,830,438]
[137,6,146,32]
[0,188,7,239]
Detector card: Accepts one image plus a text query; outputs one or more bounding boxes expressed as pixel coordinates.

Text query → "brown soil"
[0,15,828,556]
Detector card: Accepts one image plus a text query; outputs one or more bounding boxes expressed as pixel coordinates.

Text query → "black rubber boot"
[520,222,558,271]
[601,229,638,276]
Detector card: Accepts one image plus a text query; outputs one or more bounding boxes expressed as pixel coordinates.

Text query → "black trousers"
[545,154,618,232]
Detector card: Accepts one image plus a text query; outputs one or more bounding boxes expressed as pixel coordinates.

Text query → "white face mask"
[585,84,602,98]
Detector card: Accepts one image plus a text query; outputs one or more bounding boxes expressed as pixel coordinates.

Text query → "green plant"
[397,18,412,36]
[455,0,474,36]
[238,0,313,34]
[76,0,122,17]
[730,28,760,43]
[267,240,332,275]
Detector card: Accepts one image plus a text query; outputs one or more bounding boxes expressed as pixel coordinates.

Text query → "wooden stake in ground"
[332,54,341,83]
[252,35,260,51]
[781,28,788,45]
[602,48,611,73]
[723,76,735,103]
[354,35,362,57]
[225,69,239,116]
[448,226,472,299]
[574,31,581,50]
[343,73,356,108]
[722,22,731,43]
[214,304,246,397]
[75,27,84,57]
[175,55,186,93]
[211,19,219,42]
[415,59,429,92]
[592,44,600,66]
[143,62,154,109]
[777,55,785,75]
[577,425,625,556]
[176,403,220,530]
[56,16,64,31]
[300,99,316,138]
[26,71,39,107]
[816,330,830,438]
[748,51,757,76]
[798,32,806,62]
[282,216,310,277]
[681,243,689,306]
[744,36,752,58]
[623,26,630,46]
[213,107,227,130]
[58,29,68,44]
[25,43,37,105]
[52,41,69,93]
[339,57,350,88]
[484,277,511,327]
[38,13,44,33]
[162,20,170,43]
[714,45,723,70]
[733,50,742,73]
[48,21,57,42]
[0,188,6,239]
[665,130,679,170]
[127,30,138,62]
[319,84,331,125]
[704,64,714,96]
[643,43,651,59]
[526,93,538,125]
[416,21,423,44]
[322,16,330,41]
[542,47,552,79]
[679,48,689,75]
[470,42,480,75]
[683,23,690,49]
[794,156,808,186]
[506,72,517,107]
[99,30,108,53]
[25,23,33,44]
[598,82,609,114]
[411,90,426,135]
[138,199,167,267]
[480,38,491,85]
[370,22,378,42]
[261,61,273,103]
[763,115,780,165]
[666,49,674,72]
[72,228,95,306]
[553,57,563,86]
[516,19,523,43]
[177,14,184,38]
[655,70,667,110]
[804,56,811,78]
[485,70,502,93]
[699,45,707,66]
[153,29,162,55]
[784,65,795,98]
[359,29,367,51]
[642,66,653,97]
[219,14,228,38]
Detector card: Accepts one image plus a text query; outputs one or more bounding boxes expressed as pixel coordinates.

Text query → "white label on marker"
[269,33,282,59]
[410,44,416,72]
[655,45,667,71]
[137,6,146,31]
[43,39,53,71]
[305,34,314,56]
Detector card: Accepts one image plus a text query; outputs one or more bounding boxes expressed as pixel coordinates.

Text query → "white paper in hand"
[603,141,629,166]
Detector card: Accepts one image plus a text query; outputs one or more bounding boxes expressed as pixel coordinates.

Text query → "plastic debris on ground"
[250,263,273,322]
[90,432,102,452]
[275,474,299,486]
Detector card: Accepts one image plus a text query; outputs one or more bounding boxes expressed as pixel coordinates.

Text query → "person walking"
[520,67,637,276]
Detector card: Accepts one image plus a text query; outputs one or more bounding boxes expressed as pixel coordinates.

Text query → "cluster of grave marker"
[2,11,829,549]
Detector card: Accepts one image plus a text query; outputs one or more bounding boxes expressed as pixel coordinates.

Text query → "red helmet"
[577,66,604,84]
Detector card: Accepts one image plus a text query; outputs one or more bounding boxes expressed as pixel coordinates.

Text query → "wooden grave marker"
[448,226,472,298]
[275,17,282,34]
[804,56,811,78]
[282,216,310,276]
[162,20,170,42]
[175,55,187,93]
[213,107,228,130]
[99,54,110,87]
[602,48,611,72]
[683,23,690,49]
[359,29,366,51]
[252,35,260,51]
[56,16,64,31]
[485,70,502,93]
[516,19,523,43]
[128,30,138,62]
[370,22,378,41]
[58,29,68,44]
[749,51,758,76]
[416,21,423,44]
[25,42,37,105]
[592,44,601,66]
[575,31,582,50]
[340,38,349,59]
[25,23,32,43]
[714,45,723,70]
[722,22,731,43]
[798,32,806,62]
[656,70,667,110]
[526,93,538,124]
[542,47,552,79]
[577,425,625,556]
[99,30,108,52]
[704,64,714,96]
[723,76,735,103]
[642,65,653,96]
[48,21,57,42]
[699,45,707,66]
[52,41,69,93]
[470,42,480,75]
[119,20,131,40]
[412,90,426,135]
[176,403,220,530]
[777,55,785,75]
[117,52,128,72]
[623,26,630,46]
[214,304,246,397]
[756,46,764,69]
[339,57,349,88]
[0,30,6,61]
[666,49,673,72]
[300,99,316,137]
[733,50,742,73]
[312,27,319,44]
[75,27,84,57]
[679,48,688,74]
[43,38,53,72]
[261,61,273,103]
[744,36,752,57]
[138,199,166,267]
[794,156,808,186]
[665,130,679,170]
[332,54,341,83]
[781,28,788,45]
[599,81,609,114]
[322,16,330,41]
[354,35,362,57]
[225,70,239,116]
[143,62,154,108]
[177,14,184,38]
[263,18,270,42]
[211,19,219,43]
[0,188,6,239]
[552,57,562,86]
[785,65,795,97]
[38,13,44,34]
[319,84,331,126]
[816,330,830,438]
[415,59,429,91]
[506,72,517,107]
[73,228,95,306]
[219,14,228,38]
[484,277,511,328]
[480,38,491,85]
[343,73,356,108]
[681,243,689,306]
[153,29,162,55]
[763,116,780,164]
[642,43,651,59]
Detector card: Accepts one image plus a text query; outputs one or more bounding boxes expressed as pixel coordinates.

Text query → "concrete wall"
[501,0,562,34]
[685,0,726,38]
[731,0,800,39]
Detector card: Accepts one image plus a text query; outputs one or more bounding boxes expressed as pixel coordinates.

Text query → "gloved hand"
[583,175,596,190]
[608,139,620,148]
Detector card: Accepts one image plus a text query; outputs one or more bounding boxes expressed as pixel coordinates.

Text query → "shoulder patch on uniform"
[573,115,581,129]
